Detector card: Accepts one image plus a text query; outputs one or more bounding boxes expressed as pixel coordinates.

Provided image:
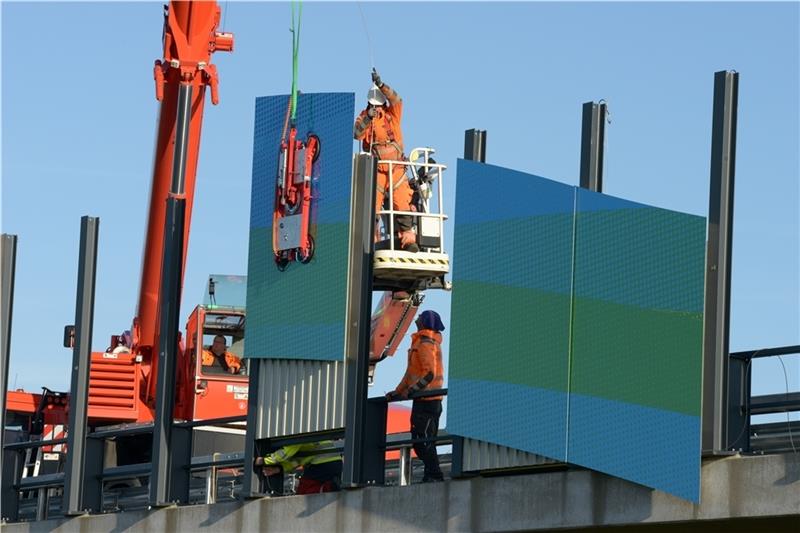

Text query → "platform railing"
[377,151,448,253]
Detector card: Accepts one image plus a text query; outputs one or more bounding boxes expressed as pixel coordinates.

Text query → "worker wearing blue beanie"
[387,308,446,482]
[417,310,445,332]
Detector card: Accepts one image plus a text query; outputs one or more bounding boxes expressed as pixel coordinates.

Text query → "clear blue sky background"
[2,2,798,424]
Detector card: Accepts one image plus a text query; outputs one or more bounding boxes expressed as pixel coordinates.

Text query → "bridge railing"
[728,345,800,453]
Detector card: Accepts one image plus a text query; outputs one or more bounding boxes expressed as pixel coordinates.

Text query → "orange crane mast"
[135,0,233,407]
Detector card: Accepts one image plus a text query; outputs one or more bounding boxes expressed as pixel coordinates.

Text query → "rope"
[356,2,375,69]
[290,0,302,122]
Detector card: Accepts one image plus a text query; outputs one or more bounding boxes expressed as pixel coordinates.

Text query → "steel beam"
[361,397,388,485]
[463,129,487,162]
[149,81,193,506]
[342,153,377,487]
[63,216,100,515]
[241,359,264,497]
[149,196,186,506]
[1,234,18,480]
[1,450,22,521]
[702,70,739,454]
[579,101,607,192]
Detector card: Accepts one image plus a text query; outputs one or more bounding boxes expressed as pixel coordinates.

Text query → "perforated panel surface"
[245,93,355,361]
[449,160,574,462]
[568,189,705,501]
[448,160,705,502]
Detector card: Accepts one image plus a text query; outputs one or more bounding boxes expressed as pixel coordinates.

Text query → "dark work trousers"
[263,471,284,496]
[411,399,443,481]
[298,460,343,494]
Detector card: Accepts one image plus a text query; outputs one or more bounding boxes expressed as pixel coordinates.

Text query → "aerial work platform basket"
[372,147,450,292]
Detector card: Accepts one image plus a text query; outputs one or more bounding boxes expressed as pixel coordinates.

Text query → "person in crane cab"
[353,69,418,253]
[386,310,445,482]
[202,334,242,374]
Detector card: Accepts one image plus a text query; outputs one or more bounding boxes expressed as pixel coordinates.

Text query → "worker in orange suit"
[354,69,418,252]
[386,310,445,482]
[202,334,242,374]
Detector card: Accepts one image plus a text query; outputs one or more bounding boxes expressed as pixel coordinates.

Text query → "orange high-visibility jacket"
[202,349,242,372]
[353,83,404,161]
[394,329,444,401]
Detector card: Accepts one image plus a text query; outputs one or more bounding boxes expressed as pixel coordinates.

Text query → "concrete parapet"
[4,453,798,532]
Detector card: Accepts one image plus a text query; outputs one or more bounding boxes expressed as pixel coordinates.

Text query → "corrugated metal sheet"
[252,359,345,438]
[461,437,560,472]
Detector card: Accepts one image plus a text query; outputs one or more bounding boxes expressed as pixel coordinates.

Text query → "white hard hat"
[367,84,387,106]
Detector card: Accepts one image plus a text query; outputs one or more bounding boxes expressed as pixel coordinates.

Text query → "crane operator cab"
[373,147,450,293]
[183,302,249,421]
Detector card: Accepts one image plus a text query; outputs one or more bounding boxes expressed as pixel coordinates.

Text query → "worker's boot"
[399,229,419,253]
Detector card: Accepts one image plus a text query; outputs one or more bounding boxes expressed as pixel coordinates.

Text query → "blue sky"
[2,2,798,423]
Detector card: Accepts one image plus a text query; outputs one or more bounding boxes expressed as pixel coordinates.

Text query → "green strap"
[290,0,302,122]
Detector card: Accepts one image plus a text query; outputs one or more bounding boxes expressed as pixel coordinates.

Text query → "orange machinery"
[5,1,235,432]
[5,1,412,454]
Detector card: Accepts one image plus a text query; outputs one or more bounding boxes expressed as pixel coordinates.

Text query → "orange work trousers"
[376,163,413,231]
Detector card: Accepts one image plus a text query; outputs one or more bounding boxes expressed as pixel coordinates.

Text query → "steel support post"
[450,435,465,479]
[1,234,18,484]
[361,397,388,485]
[702,71,739,454]
[1,449,22,521]
[63,216,100,516]
[80,435,104,513]
[398,446,411,486]
[149,82,192,506]
[463,129,487,162]
[205,453,220,504]
[579,101,607,192]
[241,359,264,497]
[726,355,751,452]
[149,197,186,506]
[35,487,49,521]
[168,424,192,503]
[342,153,377,487]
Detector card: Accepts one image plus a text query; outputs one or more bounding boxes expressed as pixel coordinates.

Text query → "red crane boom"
[134,1,233,384]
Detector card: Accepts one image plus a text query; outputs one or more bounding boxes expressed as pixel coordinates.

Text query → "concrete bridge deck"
[3,452,798,532]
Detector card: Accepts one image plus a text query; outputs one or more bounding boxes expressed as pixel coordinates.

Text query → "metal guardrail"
[728,345,800,453]
[4,438,69,451]
[2,415,250,522]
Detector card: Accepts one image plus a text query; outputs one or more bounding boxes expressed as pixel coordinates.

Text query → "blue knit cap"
[418,310,445,332]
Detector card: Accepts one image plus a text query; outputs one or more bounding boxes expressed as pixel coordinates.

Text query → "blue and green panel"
[568,189,705,502]
[448,160,575,462]
[448,159,706,502]
[245,93,355,361]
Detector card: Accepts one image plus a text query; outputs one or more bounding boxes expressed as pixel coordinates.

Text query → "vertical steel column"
[702,70,739,454]
[579,101,607,192]
[1,234,19,521]
[398,447,411,486]
[150,82,192,506]
[342,153,377,487]
[241,359,264,497]
[149,197,186,506]
[1,449,22,521]
[63,216,100,516]
[362,397,388,485]
[80,435,104,513]
[454,129,487,479]
[463,129,487,162]
[726,354,751,452]
[1,234,18,457]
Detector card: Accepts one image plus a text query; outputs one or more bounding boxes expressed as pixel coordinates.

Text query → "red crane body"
[6,1,414,448]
